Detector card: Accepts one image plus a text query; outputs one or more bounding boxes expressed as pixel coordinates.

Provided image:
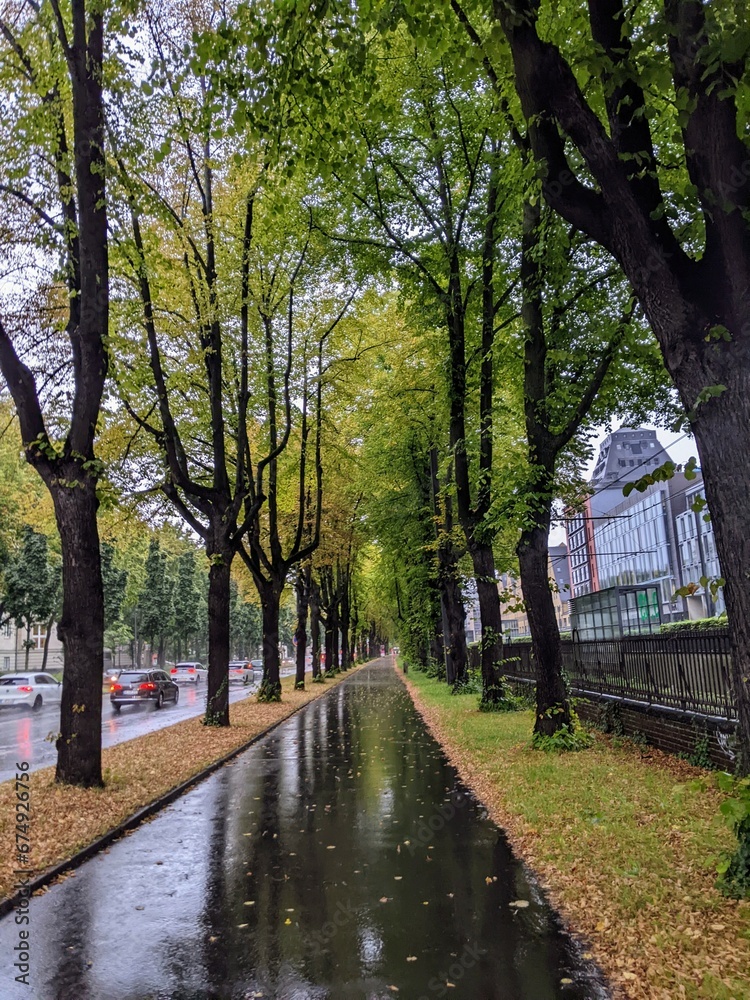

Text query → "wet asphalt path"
[0,671,293,783]
[0,660,608,1000]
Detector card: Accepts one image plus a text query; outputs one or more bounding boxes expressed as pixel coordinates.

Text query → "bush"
[532,711,595,752]
[715,772,750,899]
[659,615,728,635]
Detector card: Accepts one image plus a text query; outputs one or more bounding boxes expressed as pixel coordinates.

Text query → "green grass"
[404,668,750,1000]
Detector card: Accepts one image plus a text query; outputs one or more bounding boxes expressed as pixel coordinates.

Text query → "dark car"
[109,669,179,713]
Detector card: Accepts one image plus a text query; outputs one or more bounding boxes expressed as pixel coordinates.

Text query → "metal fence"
[490,630,736,722]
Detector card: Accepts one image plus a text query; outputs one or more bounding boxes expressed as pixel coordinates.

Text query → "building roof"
[588,428,673,516]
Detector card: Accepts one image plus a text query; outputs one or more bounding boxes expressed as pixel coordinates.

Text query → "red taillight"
[111,683,122,693]
[170,668,177,674]
[139,682,157,692]
[188,668,195,673]
[18,686,33,693]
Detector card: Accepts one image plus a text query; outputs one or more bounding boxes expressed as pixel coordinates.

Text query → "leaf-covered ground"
[0,669,362,904]
[399,666,750,1000]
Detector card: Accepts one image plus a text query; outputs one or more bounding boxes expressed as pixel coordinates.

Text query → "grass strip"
[0,667,363,904]
[398,665,750,1000]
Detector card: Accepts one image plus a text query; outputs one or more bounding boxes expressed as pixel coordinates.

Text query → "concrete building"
[0,619,64,674]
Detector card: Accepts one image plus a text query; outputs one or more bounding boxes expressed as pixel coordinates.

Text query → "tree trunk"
[339,582,351,672]
[259,582,282,702]
[205,553,231,726]
[517,521,572,736]
[24,624,31,672]
[690,382,750,772]
[52,480,104,787]
[469,542,507,707]
[430,631,445,675]
[310,580,322,681]
[41,614,54,673]
[294,568,309,690]
[441,568,468,688]
[324,618,334,677]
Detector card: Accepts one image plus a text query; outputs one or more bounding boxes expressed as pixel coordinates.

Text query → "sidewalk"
[0,662,606,1000]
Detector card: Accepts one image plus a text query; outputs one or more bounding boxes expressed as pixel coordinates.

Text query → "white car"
[0,672,63,710]
[170,661,207,684]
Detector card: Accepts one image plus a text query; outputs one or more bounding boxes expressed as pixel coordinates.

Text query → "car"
[170,661,207,684]
[250,659,263,672]
[110,669,179,712]
[228,660,253,685]
[0,672,63,711]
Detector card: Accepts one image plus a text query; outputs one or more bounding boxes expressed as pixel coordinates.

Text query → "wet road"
[0,674,290,783]
[0,661,608,1000]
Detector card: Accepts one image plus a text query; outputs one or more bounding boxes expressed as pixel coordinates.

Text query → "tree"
[294,562,312,690]
[2,527,58,670]
[139,539,174,667]
[508,201,670,739]
[110,7,265,725]
[102,543,128,632]
[172,549,200,661]
[430,450,469,687]
[0,0,109,786]
[451,0,750,765]
[319,39,519,704]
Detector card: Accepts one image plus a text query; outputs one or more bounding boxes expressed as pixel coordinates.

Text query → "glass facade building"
[674,486,725,616]
[593,488,677,617]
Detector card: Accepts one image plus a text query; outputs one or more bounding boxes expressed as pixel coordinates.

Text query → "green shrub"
[532,711,594,752]
[715,773,750,899]
[659,615,728,634]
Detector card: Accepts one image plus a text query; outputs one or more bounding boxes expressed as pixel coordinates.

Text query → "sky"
[548,422,698,546]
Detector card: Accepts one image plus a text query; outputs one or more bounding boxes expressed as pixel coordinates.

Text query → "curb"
[0,664,368,921]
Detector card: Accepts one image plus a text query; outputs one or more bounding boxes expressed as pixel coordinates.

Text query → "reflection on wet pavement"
[0,679,266,782]
[0,662,609,1000]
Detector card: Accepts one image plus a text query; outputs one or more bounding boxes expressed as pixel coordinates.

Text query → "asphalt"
[0,661,609,1000]
[0,670,294,783]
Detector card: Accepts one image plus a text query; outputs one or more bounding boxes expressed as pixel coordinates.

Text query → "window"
[3,656,9,670]
[31,624,47,650]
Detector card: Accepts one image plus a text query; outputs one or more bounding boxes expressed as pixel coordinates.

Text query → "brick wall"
[574,697,736,769]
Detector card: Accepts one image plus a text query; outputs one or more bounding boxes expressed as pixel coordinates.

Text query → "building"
[499,544,572,639]
[463,580,482,645]
[565,428,724,637]
[0,619,64,674]
[567,428,673,600]
[673,483,725,618]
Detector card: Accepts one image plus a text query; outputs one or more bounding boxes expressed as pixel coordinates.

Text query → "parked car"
[0,672,63,711]
[250,659,263,672]
[170,662,207,684]
[110,669,179,712]
[228,660,253,684]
